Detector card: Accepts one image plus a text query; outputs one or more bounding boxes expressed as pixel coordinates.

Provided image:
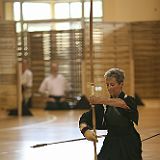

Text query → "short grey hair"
[104,68,125,84]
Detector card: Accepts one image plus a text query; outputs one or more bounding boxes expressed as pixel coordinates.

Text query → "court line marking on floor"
[0,116,57,132]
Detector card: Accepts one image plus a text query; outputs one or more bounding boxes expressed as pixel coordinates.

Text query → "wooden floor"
[0,99,160,160]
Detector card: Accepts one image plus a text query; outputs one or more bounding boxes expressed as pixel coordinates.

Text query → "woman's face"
[105,77,123,98]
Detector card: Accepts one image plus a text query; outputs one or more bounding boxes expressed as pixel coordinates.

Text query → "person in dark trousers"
[79,68,142,160]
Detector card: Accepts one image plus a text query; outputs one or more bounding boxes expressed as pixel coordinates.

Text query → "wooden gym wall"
[0,21,159,109]
[0,21,17,109]
[83,22,134,97]
[27,21,160,108]
[28,30,83,107]
[83,21,160,99]
[131,21,160,98]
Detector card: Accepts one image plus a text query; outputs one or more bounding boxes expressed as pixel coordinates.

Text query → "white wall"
[103,0,160,22]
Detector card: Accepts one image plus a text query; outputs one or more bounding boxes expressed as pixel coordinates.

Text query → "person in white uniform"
[39,62,71,110]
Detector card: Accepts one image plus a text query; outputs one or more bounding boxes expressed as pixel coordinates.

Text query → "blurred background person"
[8,59,33,116]
[22,59,33,113]
[39,62,71,110]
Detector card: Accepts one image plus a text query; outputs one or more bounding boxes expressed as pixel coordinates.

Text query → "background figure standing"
[79,68,142,160]
[8,59,33,116]
[22,59,33,114]
[39,62,71,110]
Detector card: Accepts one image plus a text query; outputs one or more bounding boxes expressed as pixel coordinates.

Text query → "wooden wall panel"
[82,22,134,97]
[132,21,160,98]
[0,21,17,109]
[28,32,46,108]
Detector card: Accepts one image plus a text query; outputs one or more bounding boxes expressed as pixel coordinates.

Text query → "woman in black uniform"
[79,68,142,160]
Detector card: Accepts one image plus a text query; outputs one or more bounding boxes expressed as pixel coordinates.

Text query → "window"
[70,2,82,18]
[14,2,20,21]
[55,3,69,19]
[13,0,103,31]
[14,1,103,21]
[54,0,103,19]
[14,2,51,21]
[84,1,103,18]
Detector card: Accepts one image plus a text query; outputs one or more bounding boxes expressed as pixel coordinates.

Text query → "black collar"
[110,91,125,99]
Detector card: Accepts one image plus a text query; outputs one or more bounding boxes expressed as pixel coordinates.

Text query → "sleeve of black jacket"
[79,104,105,130]
[123,96,139,125]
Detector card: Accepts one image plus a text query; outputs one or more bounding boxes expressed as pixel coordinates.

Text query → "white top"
[22,69,33,99]
[39,74,70,96]
[22,69,33,87]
